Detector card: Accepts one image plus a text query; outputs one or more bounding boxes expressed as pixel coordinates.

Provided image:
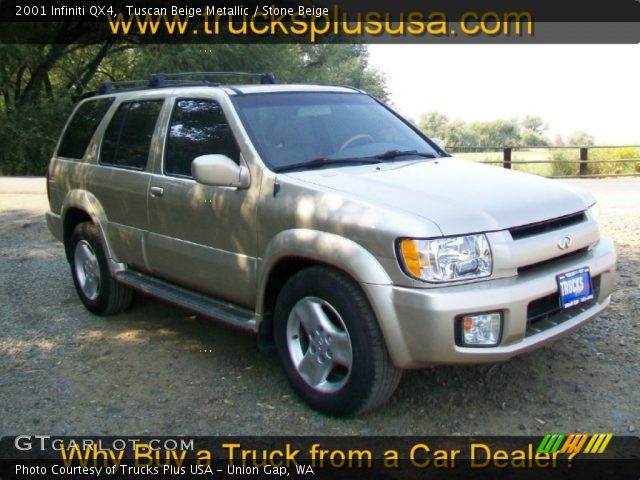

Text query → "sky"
[367,44,640,145]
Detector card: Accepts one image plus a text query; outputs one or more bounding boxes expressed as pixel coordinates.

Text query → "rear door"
[90,98,165,270]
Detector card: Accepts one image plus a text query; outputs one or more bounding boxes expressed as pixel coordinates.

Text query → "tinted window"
[100,100,163,170]
[233,93,438,171]
[57,98,114,159]
[165,99,240,177]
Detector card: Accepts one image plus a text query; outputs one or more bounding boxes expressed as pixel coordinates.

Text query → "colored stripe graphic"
[536,433,566,454]
[584,433,613,454]
[558,433,589,454]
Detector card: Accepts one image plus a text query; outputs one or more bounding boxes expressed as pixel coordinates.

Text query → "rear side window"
[100,100,163,170]
[165,99,240,177]
[57,98,114,159]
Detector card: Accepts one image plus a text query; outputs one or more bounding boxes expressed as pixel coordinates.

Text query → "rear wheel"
[274,267,401,416]
[68,222,132,315]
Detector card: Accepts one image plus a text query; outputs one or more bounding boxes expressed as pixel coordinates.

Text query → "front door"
[145,96,257,307]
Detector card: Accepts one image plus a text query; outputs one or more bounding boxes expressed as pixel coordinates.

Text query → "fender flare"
[255,229,413,366]
[256,228,392,316]
[61,190,125,273]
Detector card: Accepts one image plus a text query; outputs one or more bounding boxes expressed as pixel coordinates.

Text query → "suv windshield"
[233,92,441,172]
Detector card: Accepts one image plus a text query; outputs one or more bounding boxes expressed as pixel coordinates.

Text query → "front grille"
[509,212,586,240]
[525,275,600,337]
[517,247,589,275]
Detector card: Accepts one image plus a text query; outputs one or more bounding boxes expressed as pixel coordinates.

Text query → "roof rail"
[150,72,277,86]
[88,71,277,98]
[313,83,365,94]
[80,79,149,99]
[97,79,149,94]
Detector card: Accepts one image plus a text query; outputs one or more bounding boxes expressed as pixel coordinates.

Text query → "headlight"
[398,234,492,282]
[587,203,599,221]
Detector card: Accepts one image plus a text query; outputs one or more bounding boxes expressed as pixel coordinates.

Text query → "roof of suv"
[83,72,365,99]
[221,84,362,95]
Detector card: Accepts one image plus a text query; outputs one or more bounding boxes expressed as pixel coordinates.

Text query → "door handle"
[150,186,164,197]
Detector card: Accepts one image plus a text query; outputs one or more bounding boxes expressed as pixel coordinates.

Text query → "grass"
[452,147,640,177]
[454,149,554,176]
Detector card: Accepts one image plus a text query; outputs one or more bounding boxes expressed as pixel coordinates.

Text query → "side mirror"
[432,138,446,151]
[191,154,250,189]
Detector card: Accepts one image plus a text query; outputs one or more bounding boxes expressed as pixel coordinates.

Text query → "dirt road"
[0,177,638,436]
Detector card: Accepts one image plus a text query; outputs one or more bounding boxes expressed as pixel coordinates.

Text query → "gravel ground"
[0,177,638,436]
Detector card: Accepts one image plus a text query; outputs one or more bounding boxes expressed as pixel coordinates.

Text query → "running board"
[115,270,256,333]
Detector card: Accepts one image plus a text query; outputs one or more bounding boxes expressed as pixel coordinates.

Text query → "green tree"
[443,120,479,147]
[521,130,550,147]
[0,43,387,175]
[294,45,387,99]
[0,41,118,174]
[100,44,387,99]
[521,115,547,135]
[469,119,521,146]
[418,111,449,138]
[567,130,595,147]
[417,114,558,148]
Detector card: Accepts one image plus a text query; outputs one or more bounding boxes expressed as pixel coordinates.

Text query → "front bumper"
[365,238,616,369]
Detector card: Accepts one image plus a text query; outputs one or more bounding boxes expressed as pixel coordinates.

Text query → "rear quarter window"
[57,98,115,159]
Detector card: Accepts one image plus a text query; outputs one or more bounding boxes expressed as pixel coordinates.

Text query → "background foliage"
[1,39,630,177]
[0,42,387,175]
[416,111,594,149]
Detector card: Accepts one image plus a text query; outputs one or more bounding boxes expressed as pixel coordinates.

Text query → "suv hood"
[285,157,594,236]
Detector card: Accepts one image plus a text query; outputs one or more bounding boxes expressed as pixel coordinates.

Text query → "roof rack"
[83,71,277,98]
[150,72,277,87]
[313,82,365,94]
[97,79,149,94]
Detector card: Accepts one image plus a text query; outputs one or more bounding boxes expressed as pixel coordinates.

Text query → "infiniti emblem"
[558,236,572,250]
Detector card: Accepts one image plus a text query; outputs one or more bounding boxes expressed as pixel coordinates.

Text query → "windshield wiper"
[273,157,383,173]
[372,150,438,160]
[273,150,437,173]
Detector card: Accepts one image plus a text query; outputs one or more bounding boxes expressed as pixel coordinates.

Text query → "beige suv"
[46,72,616,416]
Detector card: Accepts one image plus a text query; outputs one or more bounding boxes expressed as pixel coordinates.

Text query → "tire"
[68,222,132,315]
[274,266,401,416]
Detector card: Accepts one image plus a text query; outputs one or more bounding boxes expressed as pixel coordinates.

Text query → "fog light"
[461,312,502,346]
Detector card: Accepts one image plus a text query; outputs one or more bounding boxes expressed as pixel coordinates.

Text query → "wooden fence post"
[503,147,512,169]
[579,147,588,176]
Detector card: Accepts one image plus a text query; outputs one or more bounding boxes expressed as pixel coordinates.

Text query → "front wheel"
[68,222,132,315]
[274,267,401,416]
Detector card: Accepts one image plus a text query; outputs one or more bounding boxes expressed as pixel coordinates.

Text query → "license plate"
[557,267,594,309]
